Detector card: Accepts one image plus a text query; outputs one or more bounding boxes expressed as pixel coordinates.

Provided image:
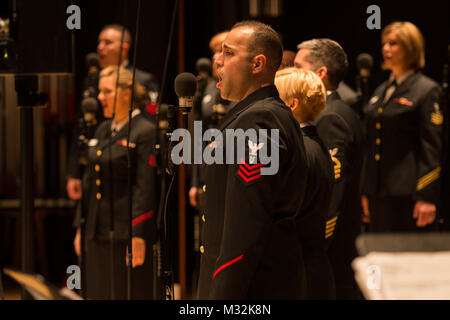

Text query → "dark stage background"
[73,0,449,106]
[0,0,449,298]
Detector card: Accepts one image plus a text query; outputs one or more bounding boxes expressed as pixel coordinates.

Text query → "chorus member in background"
[196,21,309,299]
[295,38,364,299]
[361,21,442,232]
[278,50,296,70]
[275,67,335,299]
[73,66,158,299]
[189,30,237,208]
[67,24,159,201]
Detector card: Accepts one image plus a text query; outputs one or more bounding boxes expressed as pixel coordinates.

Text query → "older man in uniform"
[196,21,309,299]
[295,39,364,299]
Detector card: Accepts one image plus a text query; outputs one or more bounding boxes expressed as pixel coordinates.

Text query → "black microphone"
[356,53,373,78]
[81,97,98,126]
[84,53,100,99]
[356,53,373,108]
[86,52,99,73]
[196,57,212,80]
[174,72,197,114]
[194,58,212,120]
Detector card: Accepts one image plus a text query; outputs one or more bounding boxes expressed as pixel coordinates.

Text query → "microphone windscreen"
[86,52,99,68]
[81,97,99,114]
[357,53,374,70]
[174,72,197,97]
[196,57,212,74]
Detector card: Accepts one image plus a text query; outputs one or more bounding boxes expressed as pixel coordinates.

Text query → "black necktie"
[381,79,397,104]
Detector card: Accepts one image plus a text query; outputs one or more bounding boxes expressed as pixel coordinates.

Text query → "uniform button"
[96,192,102,200]
[378,107,383,114]
[95,164,100,172]
[375,154,381,161]
[202,214,206,223]
[199,245,205,254]
[376,138,381,145]
[96,179,101,186]
[376,122,381,130]
[97,150,102,157]
[202,185,206,193]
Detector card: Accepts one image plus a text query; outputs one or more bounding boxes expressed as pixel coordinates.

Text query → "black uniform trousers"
[86,238,155,300]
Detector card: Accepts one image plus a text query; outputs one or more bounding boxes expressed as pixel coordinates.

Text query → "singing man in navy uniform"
[196,21,309,299]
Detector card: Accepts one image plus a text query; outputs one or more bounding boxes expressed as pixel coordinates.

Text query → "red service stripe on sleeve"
[238,170,262,183]
[132,211,154,227]
[149,155,155,167]
[213,254,244,279]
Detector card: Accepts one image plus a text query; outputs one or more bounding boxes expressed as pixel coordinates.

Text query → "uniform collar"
[111,108,141,133]
[299,122,312,128]
[389,70,414,86]
[217,84,280,131]
[326,90,341,102]
[300,123,317,137]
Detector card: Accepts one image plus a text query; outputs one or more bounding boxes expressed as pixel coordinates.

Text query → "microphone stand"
[106,6,129,299]
[355,72,370,119]
[159,103,190,300]
[15,75,47,300]
[154,0,179,300]
[76,116,87,298]
[77,107,97,299]
[125,0,143,300]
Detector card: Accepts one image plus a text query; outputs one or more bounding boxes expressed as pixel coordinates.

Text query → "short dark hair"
[101,24,132,46]
[232,20,283,76]
[297,39,348,89]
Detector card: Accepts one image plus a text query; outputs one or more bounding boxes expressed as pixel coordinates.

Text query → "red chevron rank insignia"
[238,158,263,184]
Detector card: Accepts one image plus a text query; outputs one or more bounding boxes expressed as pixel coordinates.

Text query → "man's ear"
[252,54,266,74]
[315,66,327,81]
[290,98,300,111]
[122,42,130,58]
[122,87,132,100]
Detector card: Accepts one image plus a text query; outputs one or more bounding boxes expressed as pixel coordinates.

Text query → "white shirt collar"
[300,122,312,128]
[111,108,141,133]
[389,70,414,86]
[120,59,129,69]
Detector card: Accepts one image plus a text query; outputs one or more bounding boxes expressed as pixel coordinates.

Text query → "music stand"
[352,232,450,300]
[3,268,83,300]
[356,232,450,255]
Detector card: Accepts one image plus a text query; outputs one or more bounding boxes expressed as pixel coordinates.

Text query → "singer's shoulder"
[412,72,439,91]
[95,118,113,135]
[131,114,157,138]
[234,96,299,137]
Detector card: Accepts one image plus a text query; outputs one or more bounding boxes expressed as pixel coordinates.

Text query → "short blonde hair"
[209,31,229,54]
[381,21,425,70]
[275,67,326,123]
[99,66,147,107]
